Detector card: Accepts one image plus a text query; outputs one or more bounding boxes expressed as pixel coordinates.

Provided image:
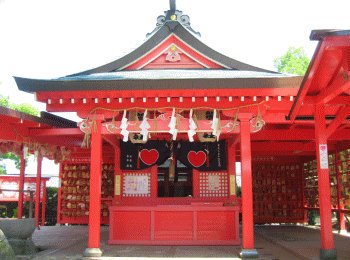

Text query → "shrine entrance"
[157,159,193,198]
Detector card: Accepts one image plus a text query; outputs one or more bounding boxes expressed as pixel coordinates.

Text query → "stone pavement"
[27,224,350,259]
[255,225,350,260]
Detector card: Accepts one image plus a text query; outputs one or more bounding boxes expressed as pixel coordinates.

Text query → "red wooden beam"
[316,73,350,104]
[326,105,350,138]
[289,42,326,121]
[102,135,118,148]
[304,95,350,105]
[0,124,29,141]
[251,141,316,152]
[37,88,299,101]
[28,128,82,136]
[252,128,350,141]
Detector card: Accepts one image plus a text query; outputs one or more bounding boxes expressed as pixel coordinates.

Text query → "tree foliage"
[0,96,39,116]
[0,153,21,168]
[274,47,310,76]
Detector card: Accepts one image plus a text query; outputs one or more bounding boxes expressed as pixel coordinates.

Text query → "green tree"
[274,47,310,76]
[0,96,39,116]
[0,96,10,107]
[0,153,21,169]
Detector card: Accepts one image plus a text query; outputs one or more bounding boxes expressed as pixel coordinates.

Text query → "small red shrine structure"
[0,106,75,227]
[0,175,49,224]
[13,1,350,259]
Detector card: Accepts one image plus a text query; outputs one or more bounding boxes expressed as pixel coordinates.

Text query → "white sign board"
[124,175,149,195]
[319,144,329,169]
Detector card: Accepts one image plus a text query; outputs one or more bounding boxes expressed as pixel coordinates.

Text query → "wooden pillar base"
[320,249,337,260]
[240,249,258,259]
[83,248,103,257]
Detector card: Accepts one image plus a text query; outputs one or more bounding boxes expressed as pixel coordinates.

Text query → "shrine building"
[11,1,350,259]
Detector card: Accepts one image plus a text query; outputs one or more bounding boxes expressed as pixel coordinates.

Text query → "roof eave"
[14,75,302,93]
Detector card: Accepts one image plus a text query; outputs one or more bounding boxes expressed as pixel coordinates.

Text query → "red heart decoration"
[139,149,159,165]
[187,151,207,167]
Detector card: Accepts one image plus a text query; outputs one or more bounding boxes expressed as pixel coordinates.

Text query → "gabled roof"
[69,23,275,76]
[15,3,294,96]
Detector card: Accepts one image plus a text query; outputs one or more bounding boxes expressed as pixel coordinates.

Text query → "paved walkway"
[255,225,350,260]
[27,225,350,259]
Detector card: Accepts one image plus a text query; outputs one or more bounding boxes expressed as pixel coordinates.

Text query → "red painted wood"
[56,163,63,224]
[316,75,350,105]
[37,88,299,113]
[112,211,151,240]
[108,205,240,245]
[87,118,103,249]
[197,211,236,240]
[290,35,350,120]
[41,181,46,226]
[17,155,25,219]
[124,35,224,70]
[35,156,42,228]
[154,211,193,240]
[314,104,335,250]
[289,44,325,120]
[143,51,206,69]
[239,115,254,250]
[325,106,350,138]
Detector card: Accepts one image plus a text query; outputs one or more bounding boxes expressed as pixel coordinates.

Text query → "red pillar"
[314,104,337,259]
[84,117,103,257]
[17,155,25,219]
[56,163,63,225]
[239,115,258,258]
[35,155,42,228]
[41,180,46,226]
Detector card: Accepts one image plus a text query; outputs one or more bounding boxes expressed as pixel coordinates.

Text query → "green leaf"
[274,47,310,76]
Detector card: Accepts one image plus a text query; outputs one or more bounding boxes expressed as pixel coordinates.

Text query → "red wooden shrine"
[12,1,350,258]
[0,106,75,227]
